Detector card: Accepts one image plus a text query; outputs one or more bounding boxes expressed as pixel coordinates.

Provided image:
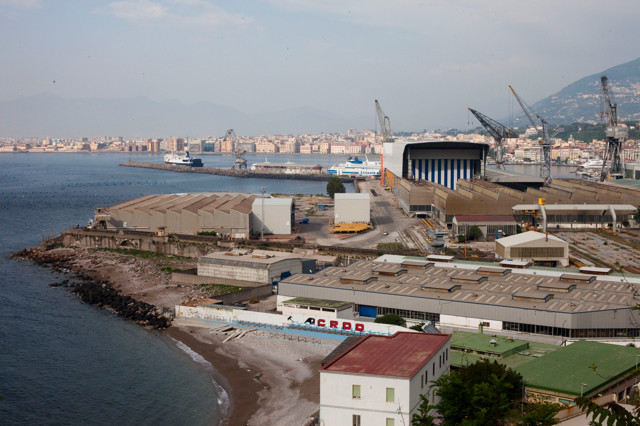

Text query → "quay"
[121,161,352,182]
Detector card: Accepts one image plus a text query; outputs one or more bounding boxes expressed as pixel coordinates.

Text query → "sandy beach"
[16,245,338,425]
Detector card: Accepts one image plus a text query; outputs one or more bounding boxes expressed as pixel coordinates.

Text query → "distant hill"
[0,93,371,138]
[511,57,640,126]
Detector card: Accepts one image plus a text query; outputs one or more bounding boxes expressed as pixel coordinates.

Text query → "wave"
[171,337,213,368]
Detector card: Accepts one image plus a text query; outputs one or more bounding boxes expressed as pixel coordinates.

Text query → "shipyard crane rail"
[468,108,518,170]
[509,85,554,184]
[599,75,627,181]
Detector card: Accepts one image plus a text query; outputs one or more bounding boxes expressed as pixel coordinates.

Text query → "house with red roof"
[320,331,451,426]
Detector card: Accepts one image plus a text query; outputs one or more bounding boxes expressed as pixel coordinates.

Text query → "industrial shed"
[251,197,294,235]
[495,231,569,267]
[334,193,370,224]
[452,215,517,241]
[94,192,257,237]
[94,192,294,238]
[197,249,315,285]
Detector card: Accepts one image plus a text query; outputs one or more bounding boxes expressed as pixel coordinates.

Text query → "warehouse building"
[334,193,371,224]
[320,332,451,426]
[197,249,315,285]
[515,340,640,404]
[94,192,294,237]
[277,255,640,339]
[495,231,569,267]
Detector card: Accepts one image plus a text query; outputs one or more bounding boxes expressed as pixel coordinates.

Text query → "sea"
[0,152,353,425]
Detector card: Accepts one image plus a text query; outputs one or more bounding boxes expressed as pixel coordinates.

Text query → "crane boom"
[375,100,394,143]
[468,108,517,169]
[599,75,627,181]
[509,85,552,184]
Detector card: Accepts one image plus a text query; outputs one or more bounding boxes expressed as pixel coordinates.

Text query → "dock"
[121,161,351,182]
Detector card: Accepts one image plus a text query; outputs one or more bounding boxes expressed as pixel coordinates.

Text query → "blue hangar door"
[359,305,377,318]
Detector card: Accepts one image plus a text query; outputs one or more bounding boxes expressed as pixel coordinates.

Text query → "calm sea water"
[0,152,352,425]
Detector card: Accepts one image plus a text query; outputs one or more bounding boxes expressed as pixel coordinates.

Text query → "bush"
[374,313,406,327]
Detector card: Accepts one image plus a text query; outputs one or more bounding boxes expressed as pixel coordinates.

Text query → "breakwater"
[121,161,352,182]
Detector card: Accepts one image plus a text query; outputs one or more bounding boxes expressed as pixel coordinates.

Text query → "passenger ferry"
[328,156,381,177]
[163,151,203,167]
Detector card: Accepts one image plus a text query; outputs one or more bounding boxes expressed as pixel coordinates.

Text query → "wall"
[440,315,503,331]
[171,270,269,288]
[174,305,411,336]
[334,194,371,224]
[320,374,410,426]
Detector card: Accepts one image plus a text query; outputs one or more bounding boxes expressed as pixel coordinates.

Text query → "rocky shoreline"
[12,246,171,329]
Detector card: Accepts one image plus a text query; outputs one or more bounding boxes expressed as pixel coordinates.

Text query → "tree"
[518,398,561,426]
[432,360,523,426]
[466,225,483,241]
[410,323,425,332]
[326,177,346,199]
[634,206,640,224]
[374,313,406,327]
[411,394,436,426]
[575,396,640,426]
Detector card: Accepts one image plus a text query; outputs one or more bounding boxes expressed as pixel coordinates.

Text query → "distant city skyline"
[1,1,639,136]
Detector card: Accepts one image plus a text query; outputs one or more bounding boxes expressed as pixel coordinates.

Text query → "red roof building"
[320,332,451,426]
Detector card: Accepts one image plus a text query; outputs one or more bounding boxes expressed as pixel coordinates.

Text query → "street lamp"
[580,383,588,397]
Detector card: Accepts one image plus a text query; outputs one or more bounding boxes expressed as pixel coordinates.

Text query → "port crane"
[375,100,394,144]
[509,85,554,184]
[599,75,627,181]
[468,108,518,170]
[224,129,247,170]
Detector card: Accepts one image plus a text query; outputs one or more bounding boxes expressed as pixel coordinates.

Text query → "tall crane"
[468,108,518,170]
[375,100,394,143]
[509,85,553,184]
[224,129,247,170]
[599,75,627,181]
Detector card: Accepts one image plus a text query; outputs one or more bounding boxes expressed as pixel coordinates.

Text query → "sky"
[1,0,639,133]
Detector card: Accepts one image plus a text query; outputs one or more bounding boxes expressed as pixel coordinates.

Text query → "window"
[386,418,395,426]
[352,384,361,399]
[433,363,435,375]
[421,373,424,388]
[352,414,361,426]
[386,387,395,403]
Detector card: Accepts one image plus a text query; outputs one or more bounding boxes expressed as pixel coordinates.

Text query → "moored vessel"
[164,151,203,167]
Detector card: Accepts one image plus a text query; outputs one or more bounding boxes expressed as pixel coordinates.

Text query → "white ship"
[328,157,381,176]
[579,159,603,169]
[163,151,203,167]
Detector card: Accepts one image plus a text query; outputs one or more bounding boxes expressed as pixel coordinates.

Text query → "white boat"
[164,151,203,167]
[328,156,381,176]
[579,159,603,170]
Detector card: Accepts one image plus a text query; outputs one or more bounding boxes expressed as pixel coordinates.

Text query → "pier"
[121,161,352,182]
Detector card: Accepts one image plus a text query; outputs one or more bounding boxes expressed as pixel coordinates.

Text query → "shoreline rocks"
[12,246,171,329]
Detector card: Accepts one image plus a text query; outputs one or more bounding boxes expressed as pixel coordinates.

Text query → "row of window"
[352,385,395,403]
[503,321,640,338]
[352,415,395,426]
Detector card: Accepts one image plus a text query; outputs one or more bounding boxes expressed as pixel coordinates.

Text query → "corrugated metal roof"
[321,332,450,378]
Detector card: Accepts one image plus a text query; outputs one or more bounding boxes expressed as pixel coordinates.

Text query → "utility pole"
[260,186,266,241]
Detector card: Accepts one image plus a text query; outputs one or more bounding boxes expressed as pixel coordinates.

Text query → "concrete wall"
[251,199,293,235]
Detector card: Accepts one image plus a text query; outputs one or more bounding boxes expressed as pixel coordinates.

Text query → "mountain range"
[2,57,639,138]
[510,57,640,127]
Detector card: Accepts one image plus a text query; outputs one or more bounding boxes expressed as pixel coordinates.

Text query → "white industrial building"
[197,249,315,285]
[334,193,371,224]
[251,197,294,235]
[495,231,569,267]
[320,332,451,426]
[278,297,354,319]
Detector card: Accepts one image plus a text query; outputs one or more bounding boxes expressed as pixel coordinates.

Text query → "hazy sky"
[1,0,639,131]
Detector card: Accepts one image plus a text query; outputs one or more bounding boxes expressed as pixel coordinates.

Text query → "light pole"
[580,383,588,397]
[260,186,266,241]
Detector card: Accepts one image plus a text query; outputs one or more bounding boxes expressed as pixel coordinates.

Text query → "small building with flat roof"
[278,297,354,319]
[495,231,569,267]
[320,332,451,426]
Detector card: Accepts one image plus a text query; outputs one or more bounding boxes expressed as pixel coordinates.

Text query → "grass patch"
[377,242,406,251]
[160,266,182,274]
[198,283,247,297]
[197,231,217,236]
